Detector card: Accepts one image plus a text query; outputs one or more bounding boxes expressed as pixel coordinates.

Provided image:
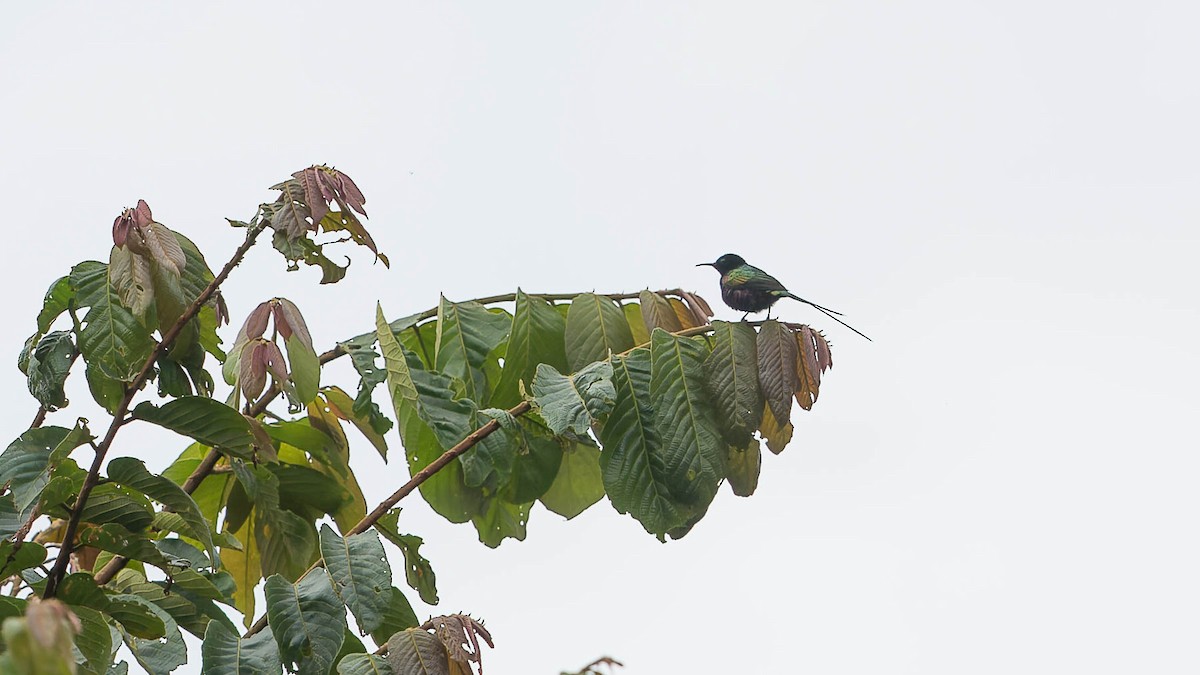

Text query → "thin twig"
[44,222,266,598]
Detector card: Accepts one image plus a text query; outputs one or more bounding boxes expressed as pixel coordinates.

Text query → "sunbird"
[698,253,871,341]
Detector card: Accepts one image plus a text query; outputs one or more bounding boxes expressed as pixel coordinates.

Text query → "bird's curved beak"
[696,262,716,268]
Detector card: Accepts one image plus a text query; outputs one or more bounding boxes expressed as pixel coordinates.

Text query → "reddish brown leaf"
[332,168,368,217]
[293,167,328,225]
[240,340,269,400]
[133,200,153,229]
[638,290,682,334]
[427,614,493,675]
[112,212,132,247]
[240,301,271,340]
[679,291,714,326]
[793,326,822,411]
[273,298,313,350]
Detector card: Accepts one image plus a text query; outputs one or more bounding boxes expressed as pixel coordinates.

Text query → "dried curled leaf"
[427,614,493,675]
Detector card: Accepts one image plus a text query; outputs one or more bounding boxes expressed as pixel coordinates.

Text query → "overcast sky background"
[3,2,1198,673]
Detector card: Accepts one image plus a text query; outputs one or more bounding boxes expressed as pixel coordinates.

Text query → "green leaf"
[132,397,255,455]
[85,362,125,414]
[0,424,89,511]
[264,572,347,675]
[377,305,482,523]
[72,605,114,675]
[107,457,218,569]
[650,329,724,512]
[175,233,225,361]
[273,462,350,520]
[433,297,510,404]
[120,596,187,675]
[0,541,46,579]
[338,653,394,675]
[704,321,763,446]
[457,408,518,489]
[530,361,616,436]
[374,515,438,606]
[75,262,154,381]
[76,483,154,532]
[285,333,321,405]
[322,386,389,461]
[107,593,168,640]
[56,573,111,613]
[25,331,76,410]
[472,497,530,548]
[726,438,762,497]
[756,320,798,428]
[492,290,569,407]
[161,444,229,528]
[623,302,650,345]
[69,260,108,308]
[386,629,448,675]
[220,513,260,627]
[0,494,24,540]
[111,568,206,637]
[539,443,604,519]
[500,420,563,505]
[246,469,319,581]
[564,293,634,373]
[320,525,391,635]
[37,276,74,333]
[201,622,284,675]
[598,349,687,536]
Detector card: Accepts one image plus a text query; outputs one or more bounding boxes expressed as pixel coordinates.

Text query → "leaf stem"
[44,221,267,598]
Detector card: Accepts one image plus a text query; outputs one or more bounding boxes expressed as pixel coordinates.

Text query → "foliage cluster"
[0,166,835,674]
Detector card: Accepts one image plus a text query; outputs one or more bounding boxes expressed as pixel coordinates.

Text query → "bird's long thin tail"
[782,292,872,341]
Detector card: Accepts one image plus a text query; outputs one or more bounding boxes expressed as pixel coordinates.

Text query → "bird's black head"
[697,253,746,274]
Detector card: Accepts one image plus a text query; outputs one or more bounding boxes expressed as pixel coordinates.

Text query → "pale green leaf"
[319,525,392,635]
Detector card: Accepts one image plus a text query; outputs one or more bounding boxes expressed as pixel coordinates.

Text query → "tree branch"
[44,222,267,598]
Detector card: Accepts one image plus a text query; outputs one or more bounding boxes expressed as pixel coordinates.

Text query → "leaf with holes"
[387,629,449,675]
[120,597,187,675]
[0,423,90,511]
[265,572,347,675]
[319,525,391,635]
[25,331,76,410]
[433,297,510,404]
[374,513,439,606]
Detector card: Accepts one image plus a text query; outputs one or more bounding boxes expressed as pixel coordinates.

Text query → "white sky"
[3,2,1199,673]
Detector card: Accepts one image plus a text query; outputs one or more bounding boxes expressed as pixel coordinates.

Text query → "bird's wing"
[724,265,789,293]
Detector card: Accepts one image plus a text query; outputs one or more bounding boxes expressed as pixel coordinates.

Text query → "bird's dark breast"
[721,286,777,313]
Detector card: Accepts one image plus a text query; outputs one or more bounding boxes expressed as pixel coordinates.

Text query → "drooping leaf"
[252,470,320,581]
[530,361,616,436]
[373,513,438,606]
[499,418,563,505]
[322,386,388,461]
[111,568,207,637]
[756,320,798,427]
[36,276,73,334]
[669,297,700,329]
[75,523,170,571]
[286,333,321,406]
[726,438,762,497]
[492,290,569,407]
[622,302,650,345]
[386,629,449,675]
[55,573,111,613]
[264,572,347,675]
[598,349,685,536]
[120,596,187,675]
[0,424,90,511]
[649,329,724,511]
[107,457,218,569]
[25,331,76,410]
[319,525,392,635]
[703,321,762,445]
[457,408,518,490]
[759,403,793,455]
[109,245,155,319]
[0,541,47,580]
[75,482,155,532]
[539,443,604,519]
[377,306,482,524]
[132,398,255,455]
[793,325,832,411]
[472,497,530,548]
[71,604,113,675]
[107,593,169,640]
[220,512,260,627]
[201,622,284,675]
[563,293,634,373]
[74,262,154,382]
[433,297,510,404]
[639,290,682,334]
[85,362,125,414]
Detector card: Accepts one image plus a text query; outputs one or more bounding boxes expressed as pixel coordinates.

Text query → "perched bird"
[698,253,871,341]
